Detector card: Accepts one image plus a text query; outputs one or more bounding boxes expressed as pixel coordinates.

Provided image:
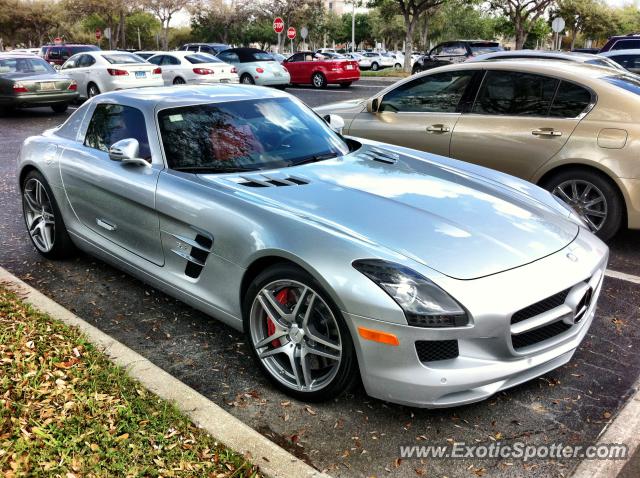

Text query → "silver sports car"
[18,85,608,408]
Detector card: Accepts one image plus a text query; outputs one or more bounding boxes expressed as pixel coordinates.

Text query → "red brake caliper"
[267,289,290,347]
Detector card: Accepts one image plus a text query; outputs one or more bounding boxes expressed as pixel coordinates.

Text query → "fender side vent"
[167,231,213,279]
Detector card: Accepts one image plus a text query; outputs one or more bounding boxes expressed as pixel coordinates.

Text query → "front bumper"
[346,228,608,408]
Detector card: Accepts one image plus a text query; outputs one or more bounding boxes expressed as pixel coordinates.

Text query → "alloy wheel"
[88,84,100,98]
[23,178,56,253]
[249,279,342,392]
[552,179,608,232]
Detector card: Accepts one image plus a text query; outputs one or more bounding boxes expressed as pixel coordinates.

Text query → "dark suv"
[179,43,230,56]
[599,34,640,52]
[40,44,100,66]
[412,40,502,74]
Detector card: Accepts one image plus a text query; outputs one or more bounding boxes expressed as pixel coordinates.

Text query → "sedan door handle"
[426,124,450,133]
[532,128,562,137]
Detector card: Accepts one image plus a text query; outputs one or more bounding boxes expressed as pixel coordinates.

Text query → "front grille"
[511,288,571,325]
[415,340,459,363]
[512,321,572,350]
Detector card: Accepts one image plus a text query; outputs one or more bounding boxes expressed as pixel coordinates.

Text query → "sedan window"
[0,57,55,74]
[186,54,222,64]
[548,81,593,118]
[379,71,475,113]
[158,97,349,172]
[84,104,151,160]
[102,53,145,64]
[473,71,558,116]
[78,55,96,68]
[606,54,640,73]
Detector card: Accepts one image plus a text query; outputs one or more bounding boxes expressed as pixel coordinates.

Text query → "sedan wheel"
[22,171,74,259]
[245,265,358,401]
[312,72,327,89]
[87,84,100,98]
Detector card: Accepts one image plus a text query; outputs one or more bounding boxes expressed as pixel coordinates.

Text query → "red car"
[283,52,359,88]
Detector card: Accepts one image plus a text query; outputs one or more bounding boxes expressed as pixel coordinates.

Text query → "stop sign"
[287,27,296,40]
[95,28,102,40]
[53,37,62,45]
[273,17,284,34]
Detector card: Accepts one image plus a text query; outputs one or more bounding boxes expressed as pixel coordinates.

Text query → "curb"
[0,266,331,478]
[571,377,640,478]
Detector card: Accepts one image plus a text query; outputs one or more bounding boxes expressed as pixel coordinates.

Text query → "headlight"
[353,259,468,327]
[552,195,588,228]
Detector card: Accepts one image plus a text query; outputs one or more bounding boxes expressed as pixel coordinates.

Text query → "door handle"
[426,124,450,133]
[532,128,562,137]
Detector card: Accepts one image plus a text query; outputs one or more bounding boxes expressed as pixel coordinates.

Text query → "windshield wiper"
[173,166,260,174]
[288,152,339,167]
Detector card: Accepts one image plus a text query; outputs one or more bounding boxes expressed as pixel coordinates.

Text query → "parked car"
[0,53,78,113]
[147,51,238,86]
[282,51,359,88]
[361,51,395,71]
[316,60,640,240]
[60,51,163,98]
[412,40,502,73]
[599,49,640,74]
[179,43,230,56]
[344,52,372,70]
[217,48,290,87]
[599,33,640,52]
[17,84,607,407]
[40,44,100,66]
[270,52,287,63]
[134,51,162,61]
[572,48,600,54]
[468,50,625,71]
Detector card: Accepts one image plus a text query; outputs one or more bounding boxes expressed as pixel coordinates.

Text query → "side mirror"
[108,138,150,167]
[323,114,345,134]
[366,97,380,113]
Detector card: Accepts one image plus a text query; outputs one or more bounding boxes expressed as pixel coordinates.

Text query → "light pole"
[351,1,355,53]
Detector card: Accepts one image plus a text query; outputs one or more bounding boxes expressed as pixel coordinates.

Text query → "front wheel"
[22,170,75,259]
[311,72,327,89]
[240,73,255,85]
[371,62,379,71]
[394,63,402,70]
[542,168,623,241]
[244,264,358,402]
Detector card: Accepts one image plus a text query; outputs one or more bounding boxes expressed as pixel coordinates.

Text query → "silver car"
[469,49,626,72]
[216,48,290,87]
[17,85,608,408]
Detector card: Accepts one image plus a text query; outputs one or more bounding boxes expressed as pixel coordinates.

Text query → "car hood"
[204,146,579,280]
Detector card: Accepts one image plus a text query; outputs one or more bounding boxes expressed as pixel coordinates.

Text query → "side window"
[187,45,199,52]
[60,48,71,61]
[165,55,181,65]
[473,71,558,116]
[442,43,466,56]
[77,55,95,68]
[610,54,640,73]
[612,39,640,51]
[48,47,61,60]
[430,44,445,56]
[288,53,305,62]
[379,70,475,113]
[84,104,151,160]
[217,51,237,63]
[549,81,592,118]
[61,56,78,69]
[148,55,163,65]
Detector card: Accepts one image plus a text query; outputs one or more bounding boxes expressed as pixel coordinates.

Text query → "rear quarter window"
[548,82,593,118]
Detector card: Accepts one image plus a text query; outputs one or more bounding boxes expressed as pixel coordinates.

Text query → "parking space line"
[286,88,352,93]
[605,269,640,285]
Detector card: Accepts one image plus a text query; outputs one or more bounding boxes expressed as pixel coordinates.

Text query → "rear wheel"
[311,72,327,89]
[244,264,358,402]
[21,170,75,259]
[172,77,186,85]
[51,103,68,113]
[339,82,352,88]
[394,63,402,70]
[87,83,100,98]
[542,168,623,241]
[371,62,379,71]
[240,73,255,84]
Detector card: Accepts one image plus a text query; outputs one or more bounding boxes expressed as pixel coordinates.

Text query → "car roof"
[600,49,640,56]
[471,50,599,61]
[90,84,290,110]
[0,52,43,58]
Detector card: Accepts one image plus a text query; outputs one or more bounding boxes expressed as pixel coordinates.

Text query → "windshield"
[158,97,349,172]
[102,53,145,64]
[186,54,222,64]
[603,74,640,96]
[470,43,502,55]
[0,57,56,74]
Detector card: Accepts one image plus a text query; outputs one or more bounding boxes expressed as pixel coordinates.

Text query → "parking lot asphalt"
[2,91,640,478]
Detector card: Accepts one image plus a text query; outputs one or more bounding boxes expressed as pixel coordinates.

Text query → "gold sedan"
[316,60,640,240]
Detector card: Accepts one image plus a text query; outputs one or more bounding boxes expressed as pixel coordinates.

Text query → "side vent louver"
[167,231,213,279]
[358,147,400,164]
[232,175,309,188]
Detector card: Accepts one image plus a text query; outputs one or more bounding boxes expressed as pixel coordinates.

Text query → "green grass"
[361,69,410,78]
[0,286,261,478]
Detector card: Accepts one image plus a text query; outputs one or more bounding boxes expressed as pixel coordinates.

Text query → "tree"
[144,0,194,50]
[371,0,447,72]
[555,0,602,49]
[488,0,555,49]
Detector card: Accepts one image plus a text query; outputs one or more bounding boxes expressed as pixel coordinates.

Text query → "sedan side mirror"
[366,97,380,113]
[323,114,345,134]
[108,138,150,167]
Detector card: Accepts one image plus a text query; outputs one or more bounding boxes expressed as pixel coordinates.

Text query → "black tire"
[21,169,75,259]
[240,73,255,85]
[541,168,623,242]
[275,85,287,90]
[371,62,379,71]
[243,263,359,402]
[311,72,327,89]
[412,66,422,75]
[339,82,352,88]
[394,63,402,70]
[87,83,100,98]
[51,103,68,114]
[173,77,186,85]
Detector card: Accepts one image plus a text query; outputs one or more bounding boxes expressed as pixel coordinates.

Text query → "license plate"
[135,71,147,78]
[220,79,230,83]
[274,71,282,77]
[39,82,56,91]
[345,65,354,70]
